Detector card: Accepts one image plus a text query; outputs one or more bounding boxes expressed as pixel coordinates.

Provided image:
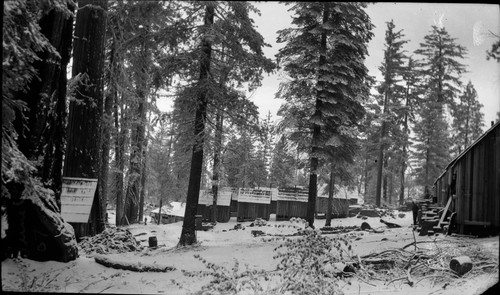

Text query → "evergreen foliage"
[276,2,373,226]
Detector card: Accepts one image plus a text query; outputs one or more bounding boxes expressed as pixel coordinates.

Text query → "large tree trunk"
[124,36,149,224]
[5,3,77,261]
[63,0,107,238]
[12,2,75,207]
[179,4,214,246]
[306,3,329,229]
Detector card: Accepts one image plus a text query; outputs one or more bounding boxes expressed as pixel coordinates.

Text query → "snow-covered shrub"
[273,228,355,295]
[178,255,272,295]
[180,227,357,295]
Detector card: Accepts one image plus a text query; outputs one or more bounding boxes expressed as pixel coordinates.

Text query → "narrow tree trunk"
[307,2,329,229]
[399,91,410,206]
[139,109,152,222]
[376,91,389,207]
[115,100,127,226]
[383,155,388,202]
[157,199,163,225]
[179,4,214,246]
[63,0,107,238]
[99,93,113,223]
[212,110,223,223]
[364,155,368,199]
[325,165,335,227]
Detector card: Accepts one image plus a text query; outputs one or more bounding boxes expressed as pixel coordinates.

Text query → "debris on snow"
[78,226,144,256]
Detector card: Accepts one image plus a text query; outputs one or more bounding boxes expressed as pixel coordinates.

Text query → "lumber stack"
[78,227,144,255]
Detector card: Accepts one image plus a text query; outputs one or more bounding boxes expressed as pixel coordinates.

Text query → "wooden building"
[197,188,232,223]
[315,197,350,219]
[433,121,500,235]
[236,188,271,222]
[150,202,185,224]
[275,188,309,221]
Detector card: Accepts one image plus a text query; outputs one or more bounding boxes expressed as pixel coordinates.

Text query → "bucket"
[148,236,158,248]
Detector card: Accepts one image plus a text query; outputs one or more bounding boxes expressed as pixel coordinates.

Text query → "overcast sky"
[249,2,500,131]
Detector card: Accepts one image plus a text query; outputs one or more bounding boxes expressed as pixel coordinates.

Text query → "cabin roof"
[434,121,500,184]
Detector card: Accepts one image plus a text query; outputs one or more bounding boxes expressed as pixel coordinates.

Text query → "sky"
[248,2,500,131]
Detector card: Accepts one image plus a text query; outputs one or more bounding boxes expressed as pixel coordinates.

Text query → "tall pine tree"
[413,25,467,194]
[276,2,373,227]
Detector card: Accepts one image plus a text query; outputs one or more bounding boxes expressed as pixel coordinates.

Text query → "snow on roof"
[150,202,186,217]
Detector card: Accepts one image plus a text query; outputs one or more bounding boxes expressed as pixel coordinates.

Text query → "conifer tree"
[451,81,484,154]
[178,2,274,245]
[276,2,373,227]
[374,20,408,206]
[63,0,108,237]
[413,25,467,193]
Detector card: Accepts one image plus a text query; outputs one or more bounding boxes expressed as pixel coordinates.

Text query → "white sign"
[60,177,98,223]
[217,188,232,206]
[198,190,213,206]
[198,188,232,206]
[277,189,309,202]
[238,188,271,204]
[257,187,279,201]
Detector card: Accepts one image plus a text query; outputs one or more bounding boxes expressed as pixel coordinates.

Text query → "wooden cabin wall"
[276,201,308,221]
[237,202,271,222]
[454,126,500,231]
[197,205,231,223]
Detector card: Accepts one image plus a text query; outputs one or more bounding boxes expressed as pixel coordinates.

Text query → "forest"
[2,0,500,260]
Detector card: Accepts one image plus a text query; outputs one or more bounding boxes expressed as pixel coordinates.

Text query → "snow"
[2,211,498,294]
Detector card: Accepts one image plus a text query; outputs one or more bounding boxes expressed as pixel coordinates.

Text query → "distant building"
[150,202,186,224]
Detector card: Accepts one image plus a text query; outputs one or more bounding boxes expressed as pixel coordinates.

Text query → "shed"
[197,188,232,222]
[236,188,271,222]
[275,188,309,221]
[433,121,500,235]
[316,197,350,219]
[150,202,186,224]
[315,186,352,219]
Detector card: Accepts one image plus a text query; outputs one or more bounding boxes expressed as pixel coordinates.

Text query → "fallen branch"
[402,240,444,250]
[94,255,175,272]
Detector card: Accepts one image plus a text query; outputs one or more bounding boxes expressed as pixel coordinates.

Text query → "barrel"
[148,236,158,248]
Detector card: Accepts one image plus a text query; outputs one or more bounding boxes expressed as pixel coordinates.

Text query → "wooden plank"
[437,196,452,228]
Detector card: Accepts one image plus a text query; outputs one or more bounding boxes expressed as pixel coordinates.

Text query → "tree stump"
[361,222,372,230]
[450,256,472,276]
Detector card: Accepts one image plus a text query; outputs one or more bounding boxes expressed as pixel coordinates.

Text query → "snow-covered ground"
[2,212,498,294]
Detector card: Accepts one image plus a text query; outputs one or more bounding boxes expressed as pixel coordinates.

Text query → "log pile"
[78,227,144,256]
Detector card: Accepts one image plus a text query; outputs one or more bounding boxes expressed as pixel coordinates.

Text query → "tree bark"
[306,3,329,229]
[179,3,214,246]
[114,98,127,226]
[63,0,107,238]
[124,33,149,224]
[211,110,223,223]
[376,91,389,207]
[12,2,74,207]
[325,165,335,227]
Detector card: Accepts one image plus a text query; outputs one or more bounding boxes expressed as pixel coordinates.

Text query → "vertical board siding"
[435,124,499,232]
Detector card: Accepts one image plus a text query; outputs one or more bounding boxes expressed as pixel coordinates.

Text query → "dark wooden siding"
[197,204,231,223]
[315,197,349,218]
[236,202,271,222]
[276,201,308,221]
[433,123,499,232]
